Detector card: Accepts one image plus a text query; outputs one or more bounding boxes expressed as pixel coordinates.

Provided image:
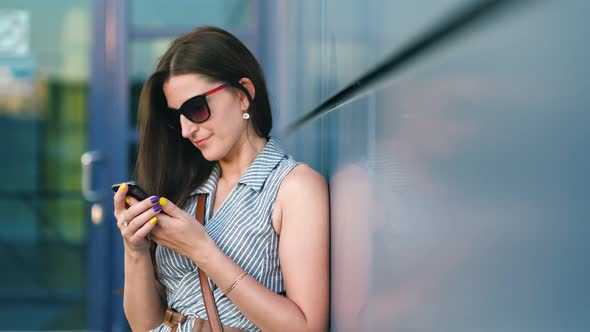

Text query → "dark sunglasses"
[166,84,228,128]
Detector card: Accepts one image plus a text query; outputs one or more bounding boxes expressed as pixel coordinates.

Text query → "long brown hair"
[135,26,272,207]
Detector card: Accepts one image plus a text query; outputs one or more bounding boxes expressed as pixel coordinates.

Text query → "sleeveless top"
[150,138,300,332]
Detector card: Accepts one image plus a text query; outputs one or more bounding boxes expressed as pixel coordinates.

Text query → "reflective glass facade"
[268,1,590,330]
[0,0,90,329]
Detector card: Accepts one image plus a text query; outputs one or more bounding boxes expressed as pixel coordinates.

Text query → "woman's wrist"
[224,270,248,296]
[190,236,221,270]
[190,238,246,295]
[124,244,151,261]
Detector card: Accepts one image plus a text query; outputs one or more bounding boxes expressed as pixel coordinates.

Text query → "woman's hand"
[149,198,211,263]
[113,184,162,253]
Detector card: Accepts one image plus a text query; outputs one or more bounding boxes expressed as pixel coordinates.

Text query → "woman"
[113,27,329,331]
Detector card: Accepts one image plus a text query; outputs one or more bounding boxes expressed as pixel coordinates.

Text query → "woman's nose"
[180,115,198,139]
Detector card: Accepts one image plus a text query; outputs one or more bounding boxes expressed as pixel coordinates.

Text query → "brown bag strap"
[196,194,224,332]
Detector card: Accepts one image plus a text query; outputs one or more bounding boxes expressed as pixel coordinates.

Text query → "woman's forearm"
[123,249,166,331]
[194,239,323,332]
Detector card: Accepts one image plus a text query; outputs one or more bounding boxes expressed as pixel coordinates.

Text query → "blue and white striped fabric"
[150,137,300,332]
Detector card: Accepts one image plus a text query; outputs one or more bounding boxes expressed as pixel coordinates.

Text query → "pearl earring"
[243,113,250,120]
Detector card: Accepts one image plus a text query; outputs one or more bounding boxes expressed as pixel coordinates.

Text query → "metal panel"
[87,0,128,330]
[277,0,590,330]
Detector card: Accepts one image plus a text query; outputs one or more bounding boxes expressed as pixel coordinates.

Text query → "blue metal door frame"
[87,0,128,330]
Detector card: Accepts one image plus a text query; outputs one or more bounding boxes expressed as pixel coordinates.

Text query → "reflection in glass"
[130,0,252,30]
[281,0,590,330]
[0,1,89,329]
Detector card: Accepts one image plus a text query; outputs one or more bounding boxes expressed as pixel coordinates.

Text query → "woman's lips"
[195,136,210,148]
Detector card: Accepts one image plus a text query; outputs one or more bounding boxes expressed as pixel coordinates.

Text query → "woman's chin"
[197,146,221,162]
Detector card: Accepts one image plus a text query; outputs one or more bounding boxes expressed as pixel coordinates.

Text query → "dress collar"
[191,137,286,195]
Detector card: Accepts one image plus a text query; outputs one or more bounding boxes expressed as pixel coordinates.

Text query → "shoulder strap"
[196,194,224,332]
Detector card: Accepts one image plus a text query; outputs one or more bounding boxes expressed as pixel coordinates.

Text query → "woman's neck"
[218,135,267,183]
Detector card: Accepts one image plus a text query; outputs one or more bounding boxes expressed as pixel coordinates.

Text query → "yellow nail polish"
[159,197,168,206]
[125,196,130,204]
[120,184,127,191]
[149,217,158,225]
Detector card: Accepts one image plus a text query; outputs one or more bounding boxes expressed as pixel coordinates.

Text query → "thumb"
[158,197,191,221]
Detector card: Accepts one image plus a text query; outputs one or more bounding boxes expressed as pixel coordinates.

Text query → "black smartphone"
[112,181,150,201]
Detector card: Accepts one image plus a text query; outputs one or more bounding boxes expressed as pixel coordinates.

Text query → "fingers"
[119,196,162,244]
[125,195,139,206]
[124,196,162,226]
[158,197,190,222]
[113,183,129,216]
[129,212,159,243]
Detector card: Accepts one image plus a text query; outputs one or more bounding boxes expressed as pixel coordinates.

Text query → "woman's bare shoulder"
[272,163,328,234]
[278,163,327,200]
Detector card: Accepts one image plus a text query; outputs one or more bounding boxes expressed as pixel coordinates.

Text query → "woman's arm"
[123,249,166,331]
[114,186,166,331]
[202,164,329,331]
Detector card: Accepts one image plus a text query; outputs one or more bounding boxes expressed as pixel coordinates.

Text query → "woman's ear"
[238,77,255,111]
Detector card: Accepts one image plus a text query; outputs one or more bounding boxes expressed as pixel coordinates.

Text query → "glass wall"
[129,0,253,31]
[268,0,590,330]
[0,0,90,329]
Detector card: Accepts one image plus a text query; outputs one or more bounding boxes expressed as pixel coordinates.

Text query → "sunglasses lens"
[184,97,209,123]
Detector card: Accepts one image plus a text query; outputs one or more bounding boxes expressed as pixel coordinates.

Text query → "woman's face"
[163,73,249,161]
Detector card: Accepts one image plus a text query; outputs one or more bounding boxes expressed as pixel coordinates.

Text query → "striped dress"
[150,138,300,332]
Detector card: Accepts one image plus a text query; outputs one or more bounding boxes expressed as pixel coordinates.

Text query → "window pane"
[0,0,89,329]
[130,0,253,30]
